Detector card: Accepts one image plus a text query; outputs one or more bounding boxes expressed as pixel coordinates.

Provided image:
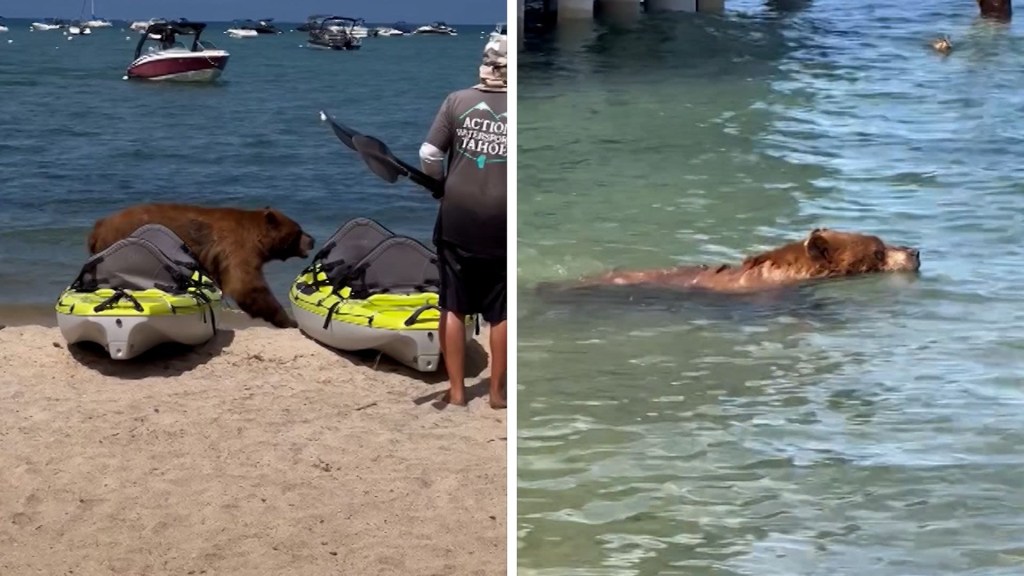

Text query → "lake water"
[0,19,496,322]
[517,1,1024,574]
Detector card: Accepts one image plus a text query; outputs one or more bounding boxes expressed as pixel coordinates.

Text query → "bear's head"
[260,208,316,262]
[744,228,920,279]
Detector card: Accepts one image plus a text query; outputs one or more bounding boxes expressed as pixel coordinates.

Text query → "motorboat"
[247,18,282,34]
[374,26,407,37]
[413,21,458,36]
[227,18,280,36]
[225,27,258,38]
[0,19,8,33]
[307,16,362,51]
[375,21,415,36]
[32,19,66,31]
[130,18,165,32]
[125,20,230,82]
[83,18,112,28]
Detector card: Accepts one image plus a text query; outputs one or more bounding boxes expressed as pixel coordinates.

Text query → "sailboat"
[82,0,113,28]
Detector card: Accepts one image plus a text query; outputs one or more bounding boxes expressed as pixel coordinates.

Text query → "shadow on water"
[522,8,804,75]
[529,273,921,328]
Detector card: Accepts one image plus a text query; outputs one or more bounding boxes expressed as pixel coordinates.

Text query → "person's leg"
[437,243,471,406]
[481,255,507,409]
[440,309,468,405]
[488,319,507,409]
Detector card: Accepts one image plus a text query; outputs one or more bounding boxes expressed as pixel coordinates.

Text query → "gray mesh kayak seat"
[338,236,441,299]
[297,217,440,299]
[70,225,218,314]
[126,224,217,291]
[302,217,397,291]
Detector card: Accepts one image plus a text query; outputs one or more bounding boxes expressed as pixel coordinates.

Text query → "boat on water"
[374,21,415,36]
[225,27,258,38]
[374,25,407,37]
[413,21,458,36]
[31,19,66,31]
[125,20,230,82]
[80,0,112,27]
[0,18,8,33]
[229,18,281,35]
[307,16,362,51]
[130,18,165,32]
[67,21,93,35]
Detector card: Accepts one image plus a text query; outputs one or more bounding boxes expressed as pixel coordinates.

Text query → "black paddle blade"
[351,134,403,183]
[318,110,361,151]
[352,134,446,199]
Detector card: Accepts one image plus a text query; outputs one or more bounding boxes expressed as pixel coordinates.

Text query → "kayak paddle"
[318,110,445,199]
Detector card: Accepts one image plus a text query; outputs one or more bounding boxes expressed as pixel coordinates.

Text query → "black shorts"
[436,242,506,324]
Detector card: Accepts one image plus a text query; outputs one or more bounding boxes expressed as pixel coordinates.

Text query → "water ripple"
[520,2,1024,574]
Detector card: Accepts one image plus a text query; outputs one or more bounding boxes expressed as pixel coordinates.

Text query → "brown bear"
[87,203,315,329]
[568,228,920,293]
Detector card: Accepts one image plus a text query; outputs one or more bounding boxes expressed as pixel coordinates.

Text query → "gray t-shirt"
[424,87,507,258]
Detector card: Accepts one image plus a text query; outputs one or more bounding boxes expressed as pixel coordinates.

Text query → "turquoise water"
[0,19,497,319]
[518,1,1024,574]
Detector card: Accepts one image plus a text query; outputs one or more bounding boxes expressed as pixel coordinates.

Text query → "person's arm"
[419,95,453,182]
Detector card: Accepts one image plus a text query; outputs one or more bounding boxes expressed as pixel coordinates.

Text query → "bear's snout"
[886,246,921,272]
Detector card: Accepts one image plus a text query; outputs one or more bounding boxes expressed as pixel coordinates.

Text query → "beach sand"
[0,317,506,575]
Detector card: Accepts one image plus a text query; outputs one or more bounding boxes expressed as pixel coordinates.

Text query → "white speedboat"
[374,27,406,37]
[225,27,258,38]
[32,20,64,31]
[125,20,230,82]
[0,21,8,33]
[413,21,457,36]
[131,18,164,32]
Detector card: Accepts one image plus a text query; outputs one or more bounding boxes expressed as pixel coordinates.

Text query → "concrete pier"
[646,0,725,12]
[559,0,596,20]
[550,0,724,22]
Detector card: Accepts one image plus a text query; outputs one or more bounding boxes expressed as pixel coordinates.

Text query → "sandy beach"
[0,318,506,575]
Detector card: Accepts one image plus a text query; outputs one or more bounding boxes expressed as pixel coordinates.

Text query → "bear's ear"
[804,228,830,262]
[263,209,280,227]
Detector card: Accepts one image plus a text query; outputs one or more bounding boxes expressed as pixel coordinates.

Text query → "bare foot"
[489,384,506,410]
[440,389,467,407]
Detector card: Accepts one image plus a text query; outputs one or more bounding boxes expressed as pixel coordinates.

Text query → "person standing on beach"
[419,34,508,409]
